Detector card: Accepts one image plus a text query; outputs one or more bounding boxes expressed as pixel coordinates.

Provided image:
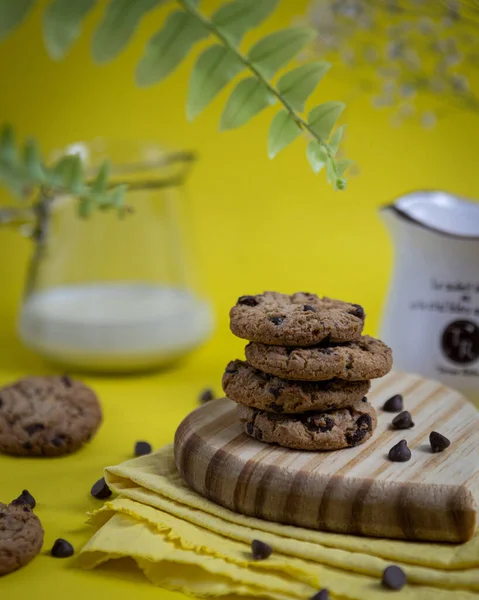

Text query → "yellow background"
[0,1,478,599]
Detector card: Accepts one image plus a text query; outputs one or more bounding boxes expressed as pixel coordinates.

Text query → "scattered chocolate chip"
[429,431,450,453]
[305,415,334,433]
[246,422,254,435]
[310,590,329,600]
[199,388,215,404]
[361,396,368,402]
[91,477,112,499]
[382,565,407,590]
[303,304,316,312]
[268,387,281,399]
[251,539,273,561]
[392,411,414,430]
[237,295,258,307]
[23,441,33,451]
[388,439,411,462]
[356,413,372,431]
[269,316,284,325]
[61,374,73,387]
[25,423,45,436]
[382,394,403,412]
[11,490,36,509]
[350,304,365,319]
[51,538,74,558]
[269,401,284,413]
[134,441,152,456]
[52,435,66,447]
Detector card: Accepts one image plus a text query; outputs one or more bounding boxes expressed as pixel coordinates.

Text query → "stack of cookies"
[222,292,392,451]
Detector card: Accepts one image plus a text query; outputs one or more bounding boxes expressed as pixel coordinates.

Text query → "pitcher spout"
[380,190,479,240]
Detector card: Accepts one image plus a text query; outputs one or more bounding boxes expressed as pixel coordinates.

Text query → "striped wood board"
[174,371,479,542]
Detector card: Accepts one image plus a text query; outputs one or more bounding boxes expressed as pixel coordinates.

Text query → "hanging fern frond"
[0,0,353,190]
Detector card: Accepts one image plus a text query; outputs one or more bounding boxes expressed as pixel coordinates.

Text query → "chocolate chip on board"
[251,539,273,561]
[90,477,112,499]
[391,411,414,430]
[11,489,36,509]
[429,431,451,453]
[134,441,152,456]
[382,565,407,590]
[199,388,215,404]
[388,439,411,462]
[382,394,403,412]
[51,538,74,558]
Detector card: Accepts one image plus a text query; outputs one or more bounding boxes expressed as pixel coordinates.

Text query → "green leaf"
[136,10,208,87]
[50,155,78,189]
[277,62,330,112]
[78,196,94,218]
[43,0,96,60]
[68,155,84,193]
[92,0,164,63]
[91,160,110,193]
[336,158,354,177]
[187,45,244,121]
[220,77,275,131]
[0,0,35,41]
[308,101,345,141]
[306,140,328,174]
[23,139,45,182]
[329,124,346,155]
[212,0,279,44]
[326,156,336,184]
[108,184,127,212]
[335,177,347,191]
[248,27,315,79]
[0,124,16,163]
[268,110,301,159]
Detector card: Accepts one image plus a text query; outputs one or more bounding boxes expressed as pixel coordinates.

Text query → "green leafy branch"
[0,0,353,190]
[0,125,127,219]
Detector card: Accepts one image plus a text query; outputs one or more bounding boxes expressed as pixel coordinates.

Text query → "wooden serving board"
[174,371,479,543]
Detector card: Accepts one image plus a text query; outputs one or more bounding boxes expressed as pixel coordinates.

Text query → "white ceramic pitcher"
[380,190,479,405]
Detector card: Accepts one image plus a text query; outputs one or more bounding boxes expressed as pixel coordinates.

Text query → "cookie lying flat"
[0,502,44,575]
[230,291,365,346]
[245,336,392,382]
[222,360,370,413]
[0,376,102,457]
[238,398,377,451]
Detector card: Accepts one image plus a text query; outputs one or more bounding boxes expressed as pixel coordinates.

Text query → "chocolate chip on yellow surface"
[383,394,403,412]
[310,590,329,600]
[388,439,411,462]
[382,565,407,590]
[51,538,74,558]
[251,539,272,561]
[91,477,112,499]
[429,431,451,453]
[134,441,152,456]
[392,411,414,430]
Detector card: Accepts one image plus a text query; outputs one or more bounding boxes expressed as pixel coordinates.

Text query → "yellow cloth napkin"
[78,444,479,599]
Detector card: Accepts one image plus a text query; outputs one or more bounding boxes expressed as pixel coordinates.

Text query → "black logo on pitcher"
[441,320,479,364]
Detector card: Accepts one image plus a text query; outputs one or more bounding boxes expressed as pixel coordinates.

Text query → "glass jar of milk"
[18,139,214,372]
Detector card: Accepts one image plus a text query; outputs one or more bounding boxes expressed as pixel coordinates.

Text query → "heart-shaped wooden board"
[174,371,479,543]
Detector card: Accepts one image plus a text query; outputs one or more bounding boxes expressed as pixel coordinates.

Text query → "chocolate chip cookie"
[223,360,370,413]
[238,398,377,451]
[0,376,102,457]
[0,501,44,575]
[245,336,392,381]
[230,292,365,346]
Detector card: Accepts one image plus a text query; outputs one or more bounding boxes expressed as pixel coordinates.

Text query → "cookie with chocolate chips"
[245,336,392,381]
[230,292,365,346]
[238,398,377,451]
[0,376,102,457]
[0,500,44,575]
[223,360,370,413]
